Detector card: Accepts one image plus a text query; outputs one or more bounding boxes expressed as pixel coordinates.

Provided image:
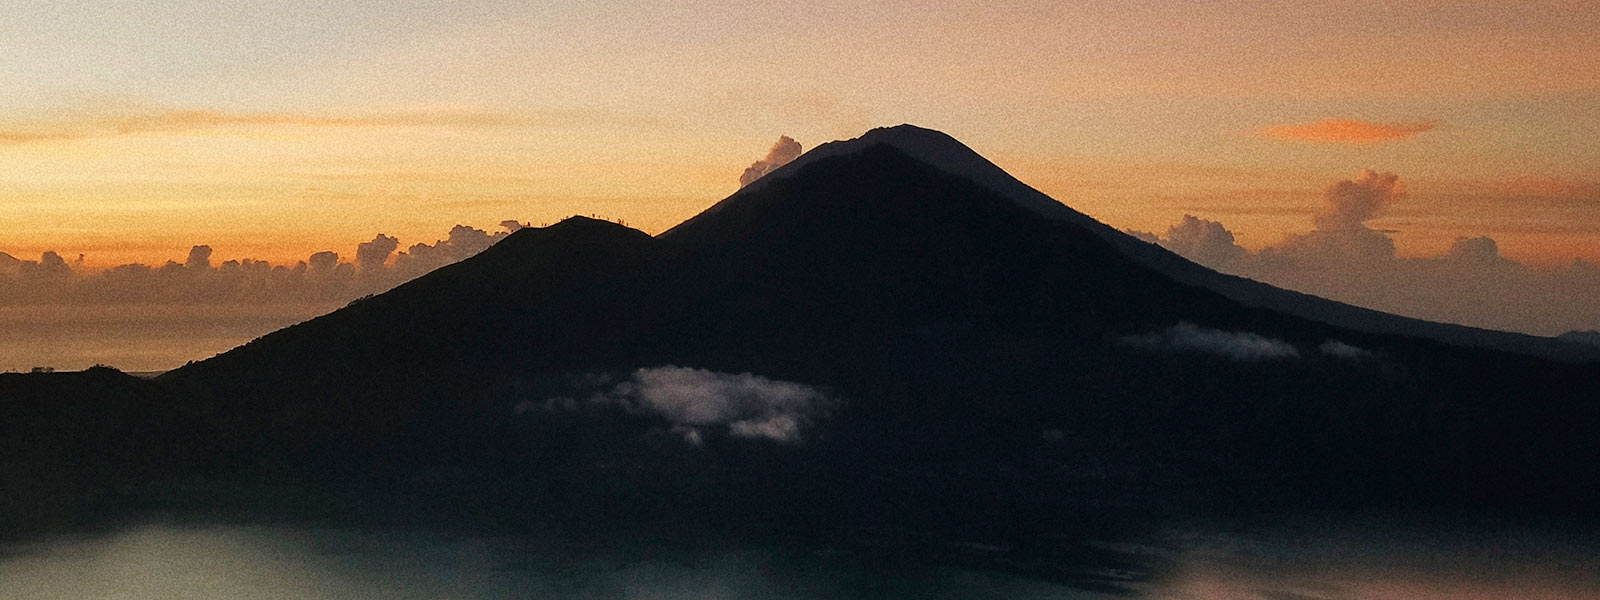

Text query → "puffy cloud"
[1268,227,1397,265]
[1120,323,1300,361]
[1142,171,1600,336]
[1159,215,1247,270]
[1315,170,1404,232]
[33,251,73,276]
[570,366,834,444]
[0,221,524,307]
[184,245,213,270]
[1251,172,1404,265]
[1444,236,1518,270]
[390,223,512,280]
[1258,118,1435,144]
[739,136,803,188]
[356,234,399,273]
[308,251,340,272]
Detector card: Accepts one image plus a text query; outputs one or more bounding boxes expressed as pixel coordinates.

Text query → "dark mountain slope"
[146,144,1600,518]
[679,125,1598,363]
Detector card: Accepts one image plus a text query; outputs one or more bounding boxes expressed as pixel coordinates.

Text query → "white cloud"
[1158,215,1247,270]
[739,136,802,188]
[578,366,833,444]
[1121,322,1300,361]
[1319,340,1373,359]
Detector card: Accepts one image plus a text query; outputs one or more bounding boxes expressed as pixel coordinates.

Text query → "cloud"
[574,366,833,444]
[184,245,213,270]
[1159,215,1248,270]
[1142,171,1600,336]
[0,109,529,145]
[308,251,340,272]
[739,136,803,188]
[0,221,524,306]
[1256,170,1404,265]
[1258,118,1436,144]
[356,234,400,273]
[1314,170,1405,232]
[1319,340,1373,359]
[1445,236,1512,266]
[1121,323,1300,360]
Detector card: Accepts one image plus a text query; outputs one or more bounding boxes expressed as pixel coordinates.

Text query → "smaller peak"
[550,215,619,228]
[537,216,643,235]
[500,216,650,249]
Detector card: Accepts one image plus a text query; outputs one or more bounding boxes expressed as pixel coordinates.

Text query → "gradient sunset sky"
[3,0,1598,268]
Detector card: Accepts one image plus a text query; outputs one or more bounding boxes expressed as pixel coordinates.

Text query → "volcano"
[4,126,1598,589]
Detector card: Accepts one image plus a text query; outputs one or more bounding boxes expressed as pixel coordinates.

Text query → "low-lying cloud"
[1258,118,1436,144]
[739,136,803,188]
[1319,340,1374,359]
[548,366,834,444]
[0,221,525,307]
[1121,323,1300,361]
[1129,171,1600,337]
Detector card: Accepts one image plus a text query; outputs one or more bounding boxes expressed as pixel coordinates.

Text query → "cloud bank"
[1259,118,1436,144]
[739,136,803,188]
[1129,171,1600,336]
[0,221,526,307]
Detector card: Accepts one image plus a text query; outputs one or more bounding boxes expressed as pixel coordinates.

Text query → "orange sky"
[2,0,1598,268]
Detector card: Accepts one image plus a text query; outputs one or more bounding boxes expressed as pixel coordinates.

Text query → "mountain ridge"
[678,124,1597,363]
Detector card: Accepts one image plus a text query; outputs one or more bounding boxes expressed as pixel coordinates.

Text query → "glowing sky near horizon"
[2,0,1598,268]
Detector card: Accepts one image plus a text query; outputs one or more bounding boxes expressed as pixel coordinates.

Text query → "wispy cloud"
[1121,323,1301,361]
[1258,118,1436,144]
[0,109,536,145]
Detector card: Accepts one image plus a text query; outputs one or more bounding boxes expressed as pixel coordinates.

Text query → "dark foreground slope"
[3,140,1598,587]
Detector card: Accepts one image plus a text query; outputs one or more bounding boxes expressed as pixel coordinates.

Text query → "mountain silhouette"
[4,126,1598,585]
[161,129,1596,501]
[685,125,1598,363]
